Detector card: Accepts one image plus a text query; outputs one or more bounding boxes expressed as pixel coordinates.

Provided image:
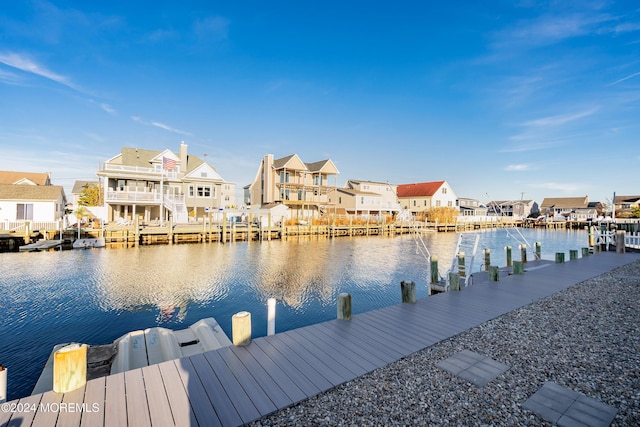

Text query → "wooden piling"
[520,244,527,263]
[555,252,565,263]
[535,242,541,259]
[53,343,87,393]
[267,298,276,336]
[582,247,590,257]
[484,248,491,271]
[457,251,466,277]
[513,260,524,275]
[505,246,512,267]
[616,231,626,253]
[569,249,578,260]
[232,311,252,346]
[430,256,439,284]
[449,272,460,291]
[488,265,499,281]
[337,293,352,319]
[401,281,416,303]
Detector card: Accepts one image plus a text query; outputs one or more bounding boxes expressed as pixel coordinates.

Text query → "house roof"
[540,197,588,209]
[0,184,66,201]
[615,195,640,203]
[396,181,445,198]
[116,147,207,174]
[337,188,380,196]
[72,180,98,194]
[346,179,396,188]
[0,171,51,186]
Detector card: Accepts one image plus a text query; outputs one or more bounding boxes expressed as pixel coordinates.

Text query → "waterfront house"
[245,154,340,220]
[0,170,51,186]
[614,195,640,217]
[396,181,458,218]
[540,196,598,221]
[97,142,236,224]
[457,197,487,216]
[487,200,537,218]
[0,184,66,228]
[327,179,402,216]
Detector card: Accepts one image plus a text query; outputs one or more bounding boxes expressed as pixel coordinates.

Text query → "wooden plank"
[252,338,321,397]
[362,305,453,343]
[285,328,365,377]
[10,392,42,427]
[215,347,280,416]
[157,360,198,427]
[30,390,62,427]
[80,377,106,427]
[333,317,416,355]
[317,321,405,362]
[124,369,151,427]
[141,364,174,427]
[55,384,86,427]
[271,332,346,386]
[228,344,303,405]
[104,373,126,427]
[173,358,222,427]
[188,353,243,427]
[201,351,262,424]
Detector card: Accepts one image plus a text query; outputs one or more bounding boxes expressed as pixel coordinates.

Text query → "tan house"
[245,154,340,219]
[540,196,598,220]
[327,179,401,215]
[397,181,458,217]
[0,170,52,186]
[614,195,640,217]
[97,142,235,224]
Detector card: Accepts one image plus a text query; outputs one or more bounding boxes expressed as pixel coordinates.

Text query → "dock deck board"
[6,251,638,427]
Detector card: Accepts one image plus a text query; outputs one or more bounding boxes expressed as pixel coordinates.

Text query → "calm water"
[0,228,588,400]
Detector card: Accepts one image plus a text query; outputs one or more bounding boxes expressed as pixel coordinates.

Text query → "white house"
[0,184,67,228]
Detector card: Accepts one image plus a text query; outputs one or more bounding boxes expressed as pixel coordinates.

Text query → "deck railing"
[0,220,61,232]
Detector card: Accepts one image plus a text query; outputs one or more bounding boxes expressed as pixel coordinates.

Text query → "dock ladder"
[447,232,480,288]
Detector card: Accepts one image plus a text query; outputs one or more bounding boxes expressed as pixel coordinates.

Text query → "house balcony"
[101,164,179,180]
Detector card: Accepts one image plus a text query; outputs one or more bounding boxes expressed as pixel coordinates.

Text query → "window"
[314,175,322,185]
[188,185,194,197]
[280,188,290,200]
[442,187,447,194]
[196,186,212,197]
[201,172,207,178]
[413,200,416,207]
[298,190,304,201]
[338,197,342,203]
[424,200,427,206]
[280,171,290,183]
[17,203,34,220]
[436,200,441,207]
[448,201,453,207]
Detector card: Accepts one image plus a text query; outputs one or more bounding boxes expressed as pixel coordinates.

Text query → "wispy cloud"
[609,71,640,86]
[528,182,582,193]
[131,116,192,136]
[522,108,598,128]
[0,68,22,85]
[0,51,81,92]
[100,103,116,115]
[505,164,531,171]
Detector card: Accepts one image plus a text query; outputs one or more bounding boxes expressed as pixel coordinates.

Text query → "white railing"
[106,190,162,203]
[0,220,61,232]
[625,232,640,249]
[102,164,179,179]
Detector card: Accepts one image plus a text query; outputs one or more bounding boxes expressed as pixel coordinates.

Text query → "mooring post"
[505,246,512,267]
[232,311,252,346]
[535,242,541,259]
[401,281,416,303]
[0,365,6,403]
[53,343,87,393]
[616,230,626,254]
[337,293,352,319]
[520,244,527,263]
[484,248,491,271]
[569,249,578,260]
[588,225,595,247]
[488,265,499,281]
[582,247,590,257]
[513,260,524,275]
[555,252,565,263]
[430,256,439,284]
[457,251,466,278]
[449,272,460,291]
[267,298,276,336]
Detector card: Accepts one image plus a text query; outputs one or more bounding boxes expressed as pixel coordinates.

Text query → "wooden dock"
[1,251,637,427]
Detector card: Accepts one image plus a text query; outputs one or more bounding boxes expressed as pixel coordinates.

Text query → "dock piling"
[0,365,6,403]
[401,281,416,303]
[505,246,512,267]
[555,252,565,263]
[267,298,276,336]
[488,265,499,281]
[232,311,252,346]
[337,293,352,320]
[53,343,87,394]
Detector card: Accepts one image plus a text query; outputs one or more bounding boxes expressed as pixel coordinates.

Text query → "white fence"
[0,220,61,232]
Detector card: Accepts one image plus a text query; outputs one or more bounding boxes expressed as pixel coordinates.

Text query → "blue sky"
[1,1,638,207]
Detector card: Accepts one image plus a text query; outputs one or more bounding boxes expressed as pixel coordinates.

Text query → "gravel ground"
[251,258,640,426]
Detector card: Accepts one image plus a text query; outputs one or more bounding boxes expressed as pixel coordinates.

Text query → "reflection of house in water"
[94,246,236,321]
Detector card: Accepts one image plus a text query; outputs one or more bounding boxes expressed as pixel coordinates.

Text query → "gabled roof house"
[396,181,458,216]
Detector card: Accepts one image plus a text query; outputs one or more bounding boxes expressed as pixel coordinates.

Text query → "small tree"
[79,183,104,206]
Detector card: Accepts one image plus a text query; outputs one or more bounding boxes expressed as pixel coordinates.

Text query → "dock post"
[582,247,590,257]
[505,246,512,267]
[488,265,499,281]
[535,242,541,259]
[484,248,491,271]
[588,225,595,247]
[569,249,578,260]
[430,256,439,284]
[267,213,272,241]
[53,344,87,393]
[401,281,416,303]
[457,252,466,278]
[520,244,527,263]
[555,252,565,263]
[616,231,626,253]
[513,260,524,274]
[337,293,352,320]
[267,298,276,336]
[0,365,6,403]
[168,218,173,245]
[232,311,252,346]
[449,272,460,291]
[222,213,227,243]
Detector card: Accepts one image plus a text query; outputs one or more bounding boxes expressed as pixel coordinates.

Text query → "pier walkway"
[1,251,637,427]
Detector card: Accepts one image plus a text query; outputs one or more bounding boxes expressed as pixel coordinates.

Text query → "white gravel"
[252,259,640,426]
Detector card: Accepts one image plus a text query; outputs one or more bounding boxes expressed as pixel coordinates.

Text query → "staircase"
[163,194,189,224]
